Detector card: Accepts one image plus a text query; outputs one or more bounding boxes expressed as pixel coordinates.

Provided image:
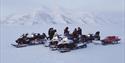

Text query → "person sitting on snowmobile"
[94,31,100,40]
[64,27,70,36]
[72,28,79,43]
[48,28,57,40]
[77,27,82,37]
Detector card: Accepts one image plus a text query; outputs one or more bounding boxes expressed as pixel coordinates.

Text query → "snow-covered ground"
[0,11,125,63]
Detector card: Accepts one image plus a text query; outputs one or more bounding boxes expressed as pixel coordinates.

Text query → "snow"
[0,6,125,63]
[1,12,125,63]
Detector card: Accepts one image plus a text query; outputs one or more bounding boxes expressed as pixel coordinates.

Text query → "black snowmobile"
[11,33,47,48]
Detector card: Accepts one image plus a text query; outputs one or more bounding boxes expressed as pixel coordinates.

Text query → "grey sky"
[0,0,124,18]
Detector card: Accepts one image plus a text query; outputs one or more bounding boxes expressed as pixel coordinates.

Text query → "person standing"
[48,28,54,40]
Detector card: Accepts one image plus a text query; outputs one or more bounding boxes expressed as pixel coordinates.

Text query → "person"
[72,28,79,43]
[51,29,57,40]
[48,28,54,40]
[49,32,59,50]
[72,28,78,38]
[95,31,100,36]
[77,27,82,36]
[64,27,69,36]
[94,31,100,40]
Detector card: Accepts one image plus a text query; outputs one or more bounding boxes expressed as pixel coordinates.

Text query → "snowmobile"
[58,42,87,53]
[11,39,47,48]
[57,36,72,53]
[82,34,94,43]
[49,36,59,51]
[49,41,58,51]
[57,43,71,53]
[57,36,87,53]
[11,33,47,48]
[101,36,121,45]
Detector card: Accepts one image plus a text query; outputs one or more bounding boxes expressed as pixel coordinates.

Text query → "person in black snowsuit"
[48,28,54,40]
[64,27,69,36]
[48,28,57,40]
[72,28,78,38]
[72,28,79,43]
[94,31,100,40]
[77,27,82,36]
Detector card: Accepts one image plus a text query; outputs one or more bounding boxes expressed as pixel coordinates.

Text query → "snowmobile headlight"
[87,35,90,37]
[31,35,34,37]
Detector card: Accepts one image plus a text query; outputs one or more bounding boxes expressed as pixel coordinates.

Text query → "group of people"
[47,27,100,52]
[64,27,82,39]
[15,27,100,52]
[65,27,82,42]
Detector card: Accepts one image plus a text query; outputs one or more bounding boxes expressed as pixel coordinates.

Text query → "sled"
[11,44,27,48]
[101,36,121,45]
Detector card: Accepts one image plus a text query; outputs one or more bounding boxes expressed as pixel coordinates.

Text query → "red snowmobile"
[101,36,121,45]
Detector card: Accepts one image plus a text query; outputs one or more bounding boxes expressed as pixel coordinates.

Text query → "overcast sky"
[0,0,124,18]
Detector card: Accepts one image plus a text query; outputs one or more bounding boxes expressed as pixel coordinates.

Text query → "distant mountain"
[1,7,106,25]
